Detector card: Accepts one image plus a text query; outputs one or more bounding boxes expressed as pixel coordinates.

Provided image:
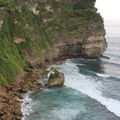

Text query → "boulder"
[13,37,25,44]
[48,73,65,88]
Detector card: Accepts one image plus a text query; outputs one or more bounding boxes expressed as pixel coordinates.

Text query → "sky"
[95,0,120,21]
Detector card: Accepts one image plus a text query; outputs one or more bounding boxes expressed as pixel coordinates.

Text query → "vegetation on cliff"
[0,0,104,84]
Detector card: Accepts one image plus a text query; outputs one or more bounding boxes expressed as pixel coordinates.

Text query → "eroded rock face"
[57,36,107,58]
[83,33,107,58]
[58,42,83,57]
[56,23,107,58]
[48,73,65,88]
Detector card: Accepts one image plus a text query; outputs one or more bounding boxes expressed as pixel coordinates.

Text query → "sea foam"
[58,60,120,117]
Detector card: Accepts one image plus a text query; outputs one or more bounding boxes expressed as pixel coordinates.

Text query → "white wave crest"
[21,92,34,120]
[59,60,120,117]
[96,73,110,78]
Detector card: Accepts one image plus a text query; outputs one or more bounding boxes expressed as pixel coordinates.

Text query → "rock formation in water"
[0,0,107,84]
[47,67,65,88]
[48,73,64,88]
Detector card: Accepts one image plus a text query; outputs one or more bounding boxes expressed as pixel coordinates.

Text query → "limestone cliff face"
[82,32,107,58]
[0,0,107,83]
[57,31,107,58]
[56,22,107,58]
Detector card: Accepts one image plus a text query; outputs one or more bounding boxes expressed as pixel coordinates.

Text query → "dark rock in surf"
[47,68,65,88]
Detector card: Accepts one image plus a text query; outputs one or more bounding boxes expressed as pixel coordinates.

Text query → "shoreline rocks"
[0,66,64,120]
[48,73,65,88]
[47,67,65,88]
[0,68,45,120]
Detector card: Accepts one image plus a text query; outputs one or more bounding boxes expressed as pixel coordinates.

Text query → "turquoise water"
[22,21,120,120]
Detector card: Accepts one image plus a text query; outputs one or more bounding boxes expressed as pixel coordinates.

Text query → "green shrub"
[0,74,7,84]
[48,67,60,80]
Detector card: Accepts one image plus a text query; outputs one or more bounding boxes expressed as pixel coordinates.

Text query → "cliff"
[0,0,107,84]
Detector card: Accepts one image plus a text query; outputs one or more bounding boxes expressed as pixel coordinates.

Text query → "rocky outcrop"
[57,31,107,58]
[13,37,25,44]
[82,32,107,58]
[48,73,64,88]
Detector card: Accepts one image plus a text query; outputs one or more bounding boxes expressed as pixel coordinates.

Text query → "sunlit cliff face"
[96,0,120,21]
